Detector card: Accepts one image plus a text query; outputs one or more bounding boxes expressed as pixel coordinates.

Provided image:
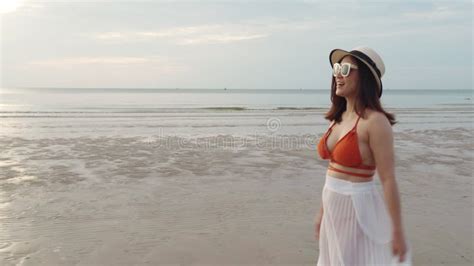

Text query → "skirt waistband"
[324,173,375,195]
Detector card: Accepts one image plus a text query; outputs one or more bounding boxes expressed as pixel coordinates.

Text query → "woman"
[314,47,412,265]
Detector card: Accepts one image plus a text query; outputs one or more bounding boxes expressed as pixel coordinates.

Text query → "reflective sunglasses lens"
[341,64,350,76]
[332,63,340,76]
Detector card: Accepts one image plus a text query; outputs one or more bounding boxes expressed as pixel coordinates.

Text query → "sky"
[0,0,472,90]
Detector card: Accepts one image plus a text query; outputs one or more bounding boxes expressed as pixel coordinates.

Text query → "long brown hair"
[324,56,397,125]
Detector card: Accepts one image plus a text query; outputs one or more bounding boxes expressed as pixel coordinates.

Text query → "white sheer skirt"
[317,174,412,266]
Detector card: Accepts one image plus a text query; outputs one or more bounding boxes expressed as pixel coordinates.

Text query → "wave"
[2,105,469,116]
[200,107,248,111]
[0,106,327,114]
[276,107,323,110]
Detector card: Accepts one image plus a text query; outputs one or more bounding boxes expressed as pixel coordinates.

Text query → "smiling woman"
[0,0,22,14]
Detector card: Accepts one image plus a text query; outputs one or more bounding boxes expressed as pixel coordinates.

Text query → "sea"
[0,88,471,111]
[0,88,472,138]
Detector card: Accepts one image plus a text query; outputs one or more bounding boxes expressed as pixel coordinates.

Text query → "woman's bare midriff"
[326,161,375,182]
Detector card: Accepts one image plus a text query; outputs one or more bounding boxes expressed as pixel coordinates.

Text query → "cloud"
[1,0,45,15]
[92,24,269,45]
[25,56,189,74]
[28,56,160,66]
[91,19,325,45]
[137,25,223,38]
[95,32,127,40]
[0,0,24,14]
[177,33,268,45]
[401,4,460,21]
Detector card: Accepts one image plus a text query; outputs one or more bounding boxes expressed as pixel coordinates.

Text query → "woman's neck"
[344,97,358,119]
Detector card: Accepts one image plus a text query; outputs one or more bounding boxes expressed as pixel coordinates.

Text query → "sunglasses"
[332,62,358,77]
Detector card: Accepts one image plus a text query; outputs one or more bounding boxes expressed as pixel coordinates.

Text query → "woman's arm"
[314,203,324,240]
[367,112,404,233]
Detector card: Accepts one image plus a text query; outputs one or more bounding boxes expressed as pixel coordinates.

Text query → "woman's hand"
[314,214,323,241]
[392,230,408,262]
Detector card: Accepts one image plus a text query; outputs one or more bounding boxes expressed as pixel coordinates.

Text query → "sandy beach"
[0,106,472,265]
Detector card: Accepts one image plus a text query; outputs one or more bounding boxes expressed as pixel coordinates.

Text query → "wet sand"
[0,108,472,265]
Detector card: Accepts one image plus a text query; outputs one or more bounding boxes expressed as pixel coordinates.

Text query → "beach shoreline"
[0,107,472,265]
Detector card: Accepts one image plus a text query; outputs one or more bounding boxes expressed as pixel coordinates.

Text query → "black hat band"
[350,50,382,78]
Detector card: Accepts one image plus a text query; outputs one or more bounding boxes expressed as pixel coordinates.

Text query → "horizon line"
[2,87,472,91]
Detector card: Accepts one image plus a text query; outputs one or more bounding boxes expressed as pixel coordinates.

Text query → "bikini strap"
[329,120,336,128]
[328,115,360,132]
[352,115,361,131]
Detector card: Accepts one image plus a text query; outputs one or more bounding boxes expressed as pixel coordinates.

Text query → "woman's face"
[334,55,359,98]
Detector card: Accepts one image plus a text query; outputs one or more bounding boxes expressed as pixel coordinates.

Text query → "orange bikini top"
[317,115,376,178]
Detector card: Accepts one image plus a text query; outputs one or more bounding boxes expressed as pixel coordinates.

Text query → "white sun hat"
[329,46,385,98]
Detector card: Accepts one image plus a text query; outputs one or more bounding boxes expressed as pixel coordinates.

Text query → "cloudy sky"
[0,0,472,90]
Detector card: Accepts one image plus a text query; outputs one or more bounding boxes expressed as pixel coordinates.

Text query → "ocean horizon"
[0,88,472,114]
[1,87,471,139]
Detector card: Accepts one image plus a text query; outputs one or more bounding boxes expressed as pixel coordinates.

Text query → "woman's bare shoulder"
[364,109,392,132]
